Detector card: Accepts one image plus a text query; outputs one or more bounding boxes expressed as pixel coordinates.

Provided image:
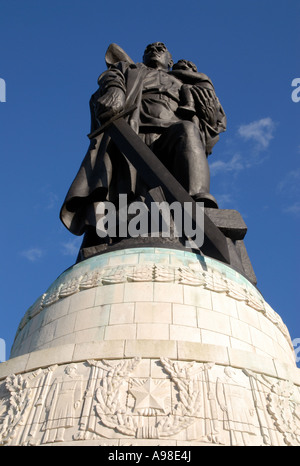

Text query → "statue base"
[0,247,299,446]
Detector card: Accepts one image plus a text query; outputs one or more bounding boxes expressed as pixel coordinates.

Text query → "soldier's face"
[143,43,172,70]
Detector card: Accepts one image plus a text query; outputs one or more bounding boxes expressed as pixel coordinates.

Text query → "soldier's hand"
[194,87,218,127]
[96,87,125,123]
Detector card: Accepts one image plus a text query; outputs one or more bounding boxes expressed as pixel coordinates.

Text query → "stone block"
[0,354,29,379]
[204,208,247,240]
[135,302,172,323]
[109,302,135,324]
[72,340,125,361]
[42,298,71,325]
[108,253,139,266]
[257,312,277,338]
[136,323,169,340]
[29,321,57,352]
[68,288,96,312]
[236,301,261,330]
[177,341,229,365]
[26,344,75,371]
[211,292,238,317]
[124,339,177,359]
[249,326,276,358]
[75,304,110,331]
[228,347,277,377]
[26,312,46,337]
[173,304,197,327]
[74,326,105,344]
[170,324,200,343]
[139,252,169,264]
[104,323,136,341]
[229,317,252,345]
[49,332,77,349]
[12,332,31,357]
[201,329,230,347]
[54,312,77,340]
[95,283,125,305]
[197,307,231,335]
[229,337,254,353]
[123,282,153,302]
[235,239,257,285]
[183,286,211,309]
[154,283,183,303]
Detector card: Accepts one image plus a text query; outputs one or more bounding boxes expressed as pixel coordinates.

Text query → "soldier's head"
[143,42,173,71]
[173,59,198,73]
[65,363,77,375]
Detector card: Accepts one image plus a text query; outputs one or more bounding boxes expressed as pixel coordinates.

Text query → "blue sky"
[0,0,299,365]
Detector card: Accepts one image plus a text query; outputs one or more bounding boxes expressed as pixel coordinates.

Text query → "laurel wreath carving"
[157,358,205,437]
[89,357,208,439]
[92,358,141,436]
[0,375,31,445]
[266,380,300,446]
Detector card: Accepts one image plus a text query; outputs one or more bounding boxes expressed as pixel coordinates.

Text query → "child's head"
[173,59,198,73]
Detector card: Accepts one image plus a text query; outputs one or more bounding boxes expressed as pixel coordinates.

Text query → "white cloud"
[46,192,59,210]
[210,117,276,178]
[238,117,276,150]
[285,202,300,216]
[210,153,244,175]
[278,168,300,194]
[277,169,300,216]
[61,239,81,256]
[21,247,44,262]
[214,193,234,208]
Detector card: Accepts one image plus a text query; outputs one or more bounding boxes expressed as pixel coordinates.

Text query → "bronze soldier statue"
[60,42,226,244]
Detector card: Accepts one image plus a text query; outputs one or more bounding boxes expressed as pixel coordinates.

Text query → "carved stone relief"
[15,262,292,351]
[266,379,300,445]
[41,364,83,443]
[1,360,299,446]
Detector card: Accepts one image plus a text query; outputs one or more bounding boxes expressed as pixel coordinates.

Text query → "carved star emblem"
[129,378,169,413]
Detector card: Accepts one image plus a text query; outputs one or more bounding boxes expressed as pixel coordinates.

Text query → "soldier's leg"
[152,121,218,207]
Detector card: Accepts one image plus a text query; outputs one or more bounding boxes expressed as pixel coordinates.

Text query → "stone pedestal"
[1,247,299,446]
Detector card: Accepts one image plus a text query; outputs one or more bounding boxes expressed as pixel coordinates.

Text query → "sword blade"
[106,117,230,264]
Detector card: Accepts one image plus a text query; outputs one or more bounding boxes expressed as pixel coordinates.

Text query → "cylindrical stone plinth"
[0,248,299,446]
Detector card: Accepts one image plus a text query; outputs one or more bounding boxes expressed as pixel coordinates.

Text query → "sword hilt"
[87,105,137,140]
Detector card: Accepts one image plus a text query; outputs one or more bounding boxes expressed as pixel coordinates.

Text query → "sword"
[88,108,230,264]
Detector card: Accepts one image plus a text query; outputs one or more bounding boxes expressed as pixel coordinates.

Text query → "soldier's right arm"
[94,65,127,123]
